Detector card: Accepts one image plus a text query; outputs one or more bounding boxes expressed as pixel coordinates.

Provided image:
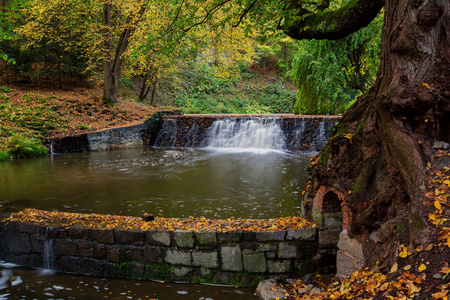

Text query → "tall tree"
[278,0,449,271]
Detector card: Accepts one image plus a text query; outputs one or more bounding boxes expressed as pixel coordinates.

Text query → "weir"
[153,115,339,152]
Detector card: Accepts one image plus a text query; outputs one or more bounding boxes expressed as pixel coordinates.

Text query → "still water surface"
[0,147,309,219]
[0,147,310,299]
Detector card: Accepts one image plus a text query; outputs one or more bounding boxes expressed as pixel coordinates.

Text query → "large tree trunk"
[308,0,450,271]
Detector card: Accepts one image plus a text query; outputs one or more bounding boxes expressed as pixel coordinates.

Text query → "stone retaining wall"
[47,110,182,153]
[0,221,336,286]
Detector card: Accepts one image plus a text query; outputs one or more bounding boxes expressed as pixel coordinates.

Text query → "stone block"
[278,243,297,259]
[242,243,277,255]
[107,247,121,263]
[255,279,285,300]
[286,228,317,241]
[144,246,164,263]
[148,231,171,246]
[221,245,243,272]
[67,227,88,240]
[267,260,292,273]
[54,240,77,256]
[267,252,276,259]
[165,249,191,266]
[336,250,363,279]
[7,234,32,254]
[323,213,343,227]
[196,231,216,246]
[192,251,218,268]
[319,228,341,249]
[114,229,145,245]
[217,231,242,243]
[47,227,68,239]
[78,240,95,257]
[91,228,114,244]
[337,231,364,261]
[255,231,286,242]
[95,244,107,259]
[18,223,45,234]
[174,267,193,278]
[243,253,266,273]
[125,247,144,262]
[173,230,194,248]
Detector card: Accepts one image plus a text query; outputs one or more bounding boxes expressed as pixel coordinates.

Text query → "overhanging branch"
[282,0,384,40]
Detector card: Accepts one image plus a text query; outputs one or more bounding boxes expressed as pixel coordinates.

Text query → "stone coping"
[4,209,316,233]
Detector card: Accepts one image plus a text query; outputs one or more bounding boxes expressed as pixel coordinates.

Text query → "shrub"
[5,134,49,158]
[0,151,9,161]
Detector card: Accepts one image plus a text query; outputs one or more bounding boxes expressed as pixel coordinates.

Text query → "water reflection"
[0,147,309,219]
[0,262,256,300]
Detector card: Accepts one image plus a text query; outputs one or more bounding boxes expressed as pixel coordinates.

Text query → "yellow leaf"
[391,263,398,273]
[418,264,427,272]
[444,180,450,186]
[435,200,442,210]
[404,265,412,270]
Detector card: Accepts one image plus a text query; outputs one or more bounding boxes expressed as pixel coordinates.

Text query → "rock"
[433,141,444,149]
[165,249,191,265]
[255,279,286,300]
[221,245,243,271]
[192,251,218,268]
[267,260,291,273]
[336,250,364,279]
[433,273,442,279]
[443,142,450,150]
[243,253,266,273]
[369,231,382,243]
[255,231,286,242]
[337,231,364,261]
[173,230,194,248]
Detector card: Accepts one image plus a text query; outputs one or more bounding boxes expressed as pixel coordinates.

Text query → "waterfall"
[152,115,338,152]
[43,228,54,270]
[206,118,286,151]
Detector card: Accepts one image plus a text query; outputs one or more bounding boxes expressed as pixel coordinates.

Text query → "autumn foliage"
[5,209,316,233]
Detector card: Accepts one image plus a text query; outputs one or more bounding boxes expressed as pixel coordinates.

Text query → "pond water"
[0,146,310,300]
[0,147,310,219]
[0,262,257,300]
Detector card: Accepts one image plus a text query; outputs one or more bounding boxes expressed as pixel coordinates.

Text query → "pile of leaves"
[4,208,316,232]
[0,85,160,151]
[273,150,450,299]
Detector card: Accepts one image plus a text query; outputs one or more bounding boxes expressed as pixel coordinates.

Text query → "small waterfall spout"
[43,228,54,270]
[206,118,286,151]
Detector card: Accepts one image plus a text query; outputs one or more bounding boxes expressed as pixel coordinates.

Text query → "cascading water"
[206,118,286,151]
[43,228,54,270]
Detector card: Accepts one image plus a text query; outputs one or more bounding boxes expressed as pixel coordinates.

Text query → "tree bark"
[306,0,450,269]
[103,0,147,105]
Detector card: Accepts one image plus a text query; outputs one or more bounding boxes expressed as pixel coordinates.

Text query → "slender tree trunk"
[308,0,449,269]
[150,77,158,106]
[102,0,147,106]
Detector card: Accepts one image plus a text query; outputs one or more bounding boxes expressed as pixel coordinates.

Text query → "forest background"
[0,0,381,159]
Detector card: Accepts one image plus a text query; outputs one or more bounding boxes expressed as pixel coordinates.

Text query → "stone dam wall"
[0,221,338,286]
[154,114,340,152]
[47,112,340,153]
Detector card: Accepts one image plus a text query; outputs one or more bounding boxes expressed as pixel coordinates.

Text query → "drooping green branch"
[282,0,384,40]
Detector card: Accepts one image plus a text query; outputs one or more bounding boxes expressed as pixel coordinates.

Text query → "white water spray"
[206,118,286,152]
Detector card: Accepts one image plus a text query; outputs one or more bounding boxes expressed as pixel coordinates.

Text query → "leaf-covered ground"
[4,209,316,232]
[272,150,450,300]
[0,84,161,151]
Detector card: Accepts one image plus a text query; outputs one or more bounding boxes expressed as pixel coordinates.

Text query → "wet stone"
[114,229,145,245]
[196,231,217,246]
[78,240,95,257]
[192,251,218,268]
[221,245,243,272]
[107,247,121,263]
[278,243,297,259]
[91,228,114,244]
[217,231,242,243]
[173,230,194,248]
[144,246,164,263]
[94,244,107,259]
[286,228,317,241]
[48,227,68,239]
[54,240,77,256]
[243,253,266,273]
[255,231,286,242]
[125,247,144,262]
[267,260,292,273]
[165,249,191,266]
[148,231,171,246]
[67,227,89,240]
[174,267,192,278]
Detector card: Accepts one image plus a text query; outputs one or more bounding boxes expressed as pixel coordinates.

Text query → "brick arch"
[313,185,350,230]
